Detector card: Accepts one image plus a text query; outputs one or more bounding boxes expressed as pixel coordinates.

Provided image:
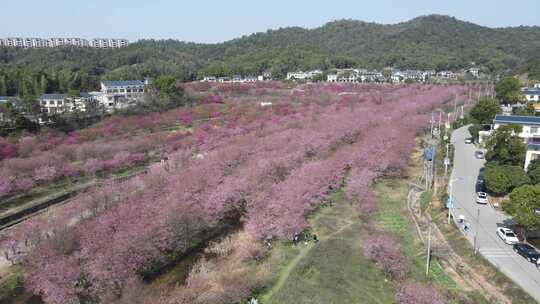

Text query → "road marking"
[479,248,515,258]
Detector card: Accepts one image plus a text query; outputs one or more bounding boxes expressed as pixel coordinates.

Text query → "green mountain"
[1,14,540,96]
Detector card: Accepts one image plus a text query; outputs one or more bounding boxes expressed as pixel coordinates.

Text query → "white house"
[257,72,272,81]
[286,70,322,81]
[40,93,99,117]
[493,115,540,142]
[40,94,69,115]
[97,80,146,112]
[436,71,457,80]
[468,68,480,78]
[0,96,9,122]
[534,83,540,89]
[287,71,308,80]
[493,115,540,169]
[526,142,540,170]
[327,74,339,82]
[202,76,217,82]
[523,89,540,102]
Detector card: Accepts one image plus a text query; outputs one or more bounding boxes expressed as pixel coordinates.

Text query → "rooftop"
[494,115,540,126]
[40,94,68,100]
[102,80,144,87]
[528,143,540,150]
[523,89,540,95]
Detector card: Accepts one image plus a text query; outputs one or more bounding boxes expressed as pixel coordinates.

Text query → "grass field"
[258,177,491,304]
[260,190,396,304]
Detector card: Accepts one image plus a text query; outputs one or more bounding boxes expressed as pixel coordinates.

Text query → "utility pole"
[453,97,457,118]
[430,113,434,138]
[438,111,442,137]
[425,221,432,277]
[460,105,464,120]
[447,179,453,224]
[444,143,449,175]
[474,208,480,255]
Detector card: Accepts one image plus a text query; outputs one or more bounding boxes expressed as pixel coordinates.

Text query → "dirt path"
[261,213,356,303]
[261,242,315,302]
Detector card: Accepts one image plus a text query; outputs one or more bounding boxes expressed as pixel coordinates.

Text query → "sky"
[1,0,539,43]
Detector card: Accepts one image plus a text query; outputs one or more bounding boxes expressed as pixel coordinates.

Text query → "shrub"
[363,232,408,280]
[0,176,13,197]
[485,165,530,195]
[83,158,106,175]
[397,281,445,304]
[61,164,81,178]
[0,137,18,160]
[14,178,35,192]
[32,165,58,183]
[528,166,540,185]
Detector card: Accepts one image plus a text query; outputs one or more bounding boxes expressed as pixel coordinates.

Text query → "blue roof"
[102,80,144,87]
[528,143,540,150]
[494,115,540,126]
[40,94,68,100]
[0,96,9,102]
[523,89,540,95]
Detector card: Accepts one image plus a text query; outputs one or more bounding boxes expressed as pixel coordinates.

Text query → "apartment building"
[48,38,90,47]
[90,38,130,49]
[1,37,128,48]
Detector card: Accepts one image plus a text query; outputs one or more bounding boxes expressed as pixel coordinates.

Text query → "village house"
[468,67,480,78]
[492,115,540,169]
[0,96,9,122]
[97,80,146,113]
[202,76,217,82]
[39,93,100,117]
[523,88,540,102]
[286,70,322,81]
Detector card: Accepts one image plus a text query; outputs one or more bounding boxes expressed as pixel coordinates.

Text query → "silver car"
[475,151,485,159]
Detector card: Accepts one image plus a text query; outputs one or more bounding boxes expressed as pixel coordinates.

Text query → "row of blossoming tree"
[1,82,488,303]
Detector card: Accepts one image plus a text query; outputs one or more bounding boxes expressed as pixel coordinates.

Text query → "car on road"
[474,151,485,159]
[476,179,486,192]
[476,192,489,204]
[465,137,474,144]
[497,227,519,244]
[513,243,540,263]
[478,167,485,178]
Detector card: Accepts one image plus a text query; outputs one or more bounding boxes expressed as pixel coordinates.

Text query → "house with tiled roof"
[98,80,147,112]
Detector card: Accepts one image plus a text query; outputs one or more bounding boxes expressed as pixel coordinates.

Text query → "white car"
[465,138,473,144]
[497,227,519,245]
[476,192,489,204]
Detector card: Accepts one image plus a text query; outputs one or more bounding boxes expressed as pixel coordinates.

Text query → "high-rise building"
[0,37,129,48]
[90,38,130,49]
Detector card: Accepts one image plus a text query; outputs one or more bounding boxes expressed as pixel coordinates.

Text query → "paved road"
[451,126,540,303]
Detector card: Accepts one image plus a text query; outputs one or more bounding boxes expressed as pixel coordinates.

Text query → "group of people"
[458,214,470,232]
[247,232,320,303]
[292,232,318,246]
